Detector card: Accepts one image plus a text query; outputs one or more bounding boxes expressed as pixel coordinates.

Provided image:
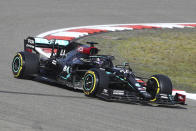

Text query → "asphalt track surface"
[0,0,196,131]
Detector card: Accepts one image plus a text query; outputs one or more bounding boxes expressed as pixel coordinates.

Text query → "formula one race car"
[12,37,186,105]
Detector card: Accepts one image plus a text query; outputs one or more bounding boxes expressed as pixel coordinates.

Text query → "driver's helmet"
[95,58,103,65]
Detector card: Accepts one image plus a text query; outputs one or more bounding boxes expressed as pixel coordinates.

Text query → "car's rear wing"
[24,37,70,50]
[24,37,71,58]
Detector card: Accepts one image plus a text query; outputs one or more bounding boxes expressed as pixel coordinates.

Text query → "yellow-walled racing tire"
[12,51,39,78]
[146,74,173,101]
[83,68,109,97]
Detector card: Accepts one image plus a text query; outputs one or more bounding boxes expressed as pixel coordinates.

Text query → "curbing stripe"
[117,25,161,29]
[179,24,196,27]
[37,23,196,38]
[67,28,108,34]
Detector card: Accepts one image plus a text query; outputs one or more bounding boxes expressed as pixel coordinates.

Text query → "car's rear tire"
[12,51,39,78]
[146,74,173,101]
[83,68,109,97]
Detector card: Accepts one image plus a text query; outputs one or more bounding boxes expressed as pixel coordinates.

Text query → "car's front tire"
[146,74,173,101]
[83,68,109,97]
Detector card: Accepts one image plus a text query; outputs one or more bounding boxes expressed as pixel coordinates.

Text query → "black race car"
[12,37,186,105]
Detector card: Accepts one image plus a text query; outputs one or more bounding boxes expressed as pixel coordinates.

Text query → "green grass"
[77,28,196,92]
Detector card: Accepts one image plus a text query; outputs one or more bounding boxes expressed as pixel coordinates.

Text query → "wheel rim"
[84,74,94,91]
[147,78,159,99]
[12,56,21,73]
